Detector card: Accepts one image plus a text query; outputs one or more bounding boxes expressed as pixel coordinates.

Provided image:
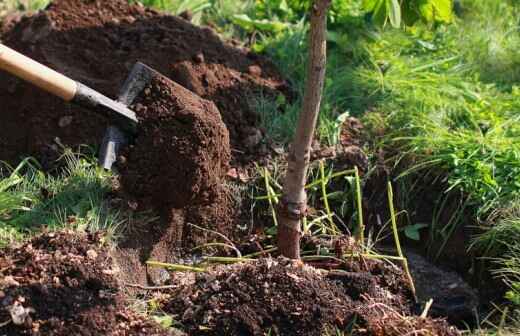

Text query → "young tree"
[276,0,453,259]
[277,0,331,259]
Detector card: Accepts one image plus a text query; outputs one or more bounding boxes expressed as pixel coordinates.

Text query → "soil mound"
[0,231,168,335]
[118,71,230,209]
[0,0,287,166]
[164,258,460,336]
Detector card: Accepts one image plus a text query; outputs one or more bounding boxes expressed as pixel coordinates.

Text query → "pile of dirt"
[0,0,287,166]
[118,70,230,210]
[0,231,168,335]
[163,258,460,336]
[113,71,234,285]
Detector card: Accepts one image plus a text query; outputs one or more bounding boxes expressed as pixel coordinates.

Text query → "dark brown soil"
[0,231,169,335]
[111,73,234,286]
[118,72,230,210]
[162,258,460,336]
[0,0,287,167]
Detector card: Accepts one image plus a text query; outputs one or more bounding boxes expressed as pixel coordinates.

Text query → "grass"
[0,0,49,13]
[0,150,121,246]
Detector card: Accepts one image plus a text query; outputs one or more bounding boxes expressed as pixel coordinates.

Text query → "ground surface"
[0,231,169,335]
[0,231,460,336]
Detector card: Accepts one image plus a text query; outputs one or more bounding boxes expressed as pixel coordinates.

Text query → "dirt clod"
[0,231,169,335]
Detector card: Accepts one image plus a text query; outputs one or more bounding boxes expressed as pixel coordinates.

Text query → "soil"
[118,71,230,210]
[162,257,460,336]
[0,0,288,167]
[0,231,169,335]
[111,72,235,286]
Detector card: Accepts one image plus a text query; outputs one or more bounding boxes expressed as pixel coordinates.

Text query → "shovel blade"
[98,62,158,170]
[98,126,128,170]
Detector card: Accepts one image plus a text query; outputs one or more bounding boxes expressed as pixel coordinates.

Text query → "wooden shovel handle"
[0,44,77,101]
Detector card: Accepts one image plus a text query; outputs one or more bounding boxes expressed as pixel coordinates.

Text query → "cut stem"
[387,181,416,298]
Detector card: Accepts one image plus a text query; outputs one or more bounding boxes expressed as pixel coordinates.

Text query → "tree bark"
[277,0,331,259]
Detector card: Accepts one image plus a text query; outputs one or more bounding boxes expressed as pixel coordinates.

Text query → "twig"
[243,247,278,258]
[204,256,253,264]
[420,299,434,318]
[124,283,178,290]
[146,261,205,272]
[187,223,240,257]
[192,242,242,258]
[0,319,11,327]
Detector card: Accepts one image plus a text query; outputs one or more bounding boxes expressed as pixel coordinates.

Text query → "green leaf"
[232,14,288,33]
[386,0,401,28]
[152,315,173,329]
[404,223,429,241]
[418,0,453,24]
[363,0,380,12]
[372,0,388,26]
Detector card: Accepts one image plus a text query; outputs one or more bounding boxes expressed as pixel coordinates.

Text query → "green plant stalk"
[354,166,364,246]
[146,260,205,272]
[264,167,278,227]
[345,253,406,262]
[191,242,242,257]
[319,160,336,235]
[204,256,254,264]
[243,247,278,258]
[387,181,416,298]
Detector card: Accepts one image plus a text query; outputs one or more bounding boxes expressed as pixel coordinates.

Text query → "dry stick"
[187,223,241,257]
[387,181,417,299]
[0,319,11,327]
[146,261,205,273]
[124,283,178,291]
[420,299,434,318]
[277,0,331,259]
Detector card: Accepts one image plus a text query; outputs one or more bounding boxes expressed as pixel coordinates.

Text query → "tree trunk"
[277,0,330,259]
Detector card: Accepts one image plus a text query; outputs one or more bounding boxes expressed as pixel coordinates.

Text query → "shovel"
[0,44,158,169]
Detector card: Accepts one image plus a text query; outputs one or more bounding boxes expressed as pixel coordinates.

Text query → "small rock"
[271,145,285,155]
[247,65,262,77]
[226,168,238,179]
[86,249,98,260]
[193,52,205,64]
[58,116,73,128]
[117,155,128,166]
[243,128,263,150]
[3,276,20,287]
[9,302,35,326]
[179,10,193,21]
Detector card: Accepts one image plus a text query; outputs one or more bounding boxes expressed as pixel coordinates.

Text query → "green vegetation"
[0,0,50,12]
[0,151,120,246]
